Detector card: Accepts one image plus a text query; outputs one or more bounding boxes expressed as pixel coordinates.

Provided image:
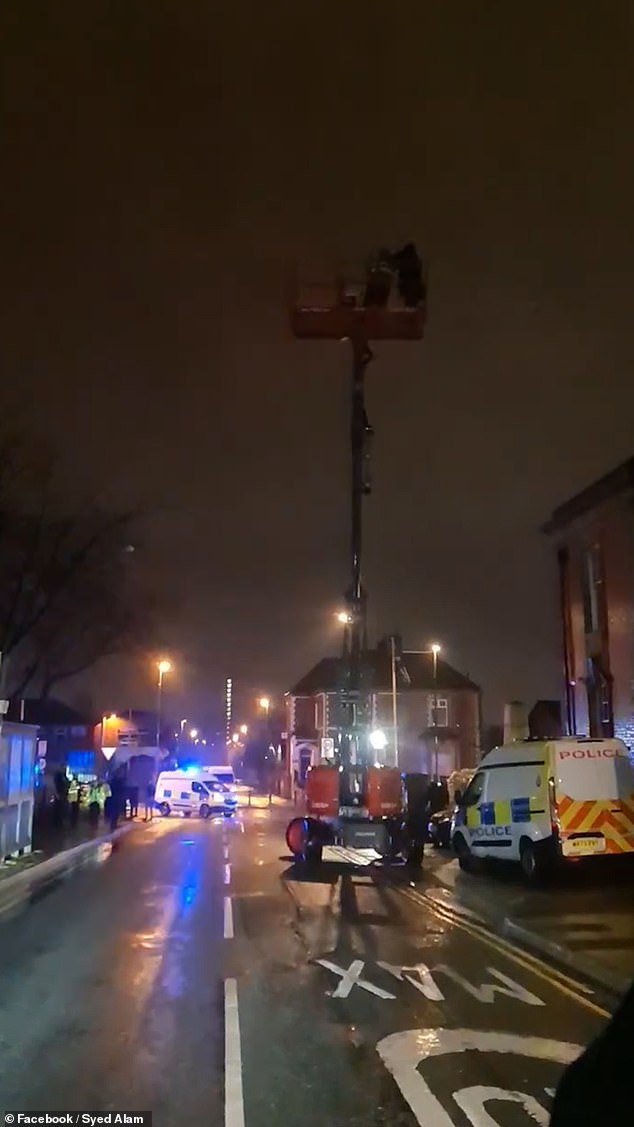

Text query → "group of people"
[103,765,156,831]
[50,766,156,833]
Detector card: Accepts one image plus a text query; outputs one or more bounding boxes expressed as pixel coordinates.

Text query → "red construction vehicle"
[285,248,428,867]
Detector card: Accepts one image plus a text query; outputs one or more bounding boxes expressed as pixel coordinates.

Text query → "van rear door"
[552,739,634,857]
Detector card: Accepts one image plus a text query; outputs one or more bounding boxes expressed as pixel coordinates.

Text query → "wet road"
[0,806,610,1125]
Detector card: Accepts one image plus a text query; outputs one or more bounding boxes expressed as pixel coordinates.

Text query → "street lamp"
[336,611,353,625]
[240,724,248,736]
[259,697,271,714]
[189,728,199,740]
[430,644,441,779]
[156,659,172,750]
[232,732,240,745]
[369,728,387,752]
[387,642,442,776]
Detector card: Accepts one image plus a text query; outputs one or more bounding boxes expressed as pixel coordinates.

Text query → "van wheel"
[454,834,473,872]
[160,802,170,817]
[520,838,548,885]
[200,803,210,819]
[305,842,323,864]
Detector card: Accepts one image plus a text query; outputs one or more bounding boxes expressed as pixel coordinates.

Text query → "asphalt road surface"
[0,806,611,1126]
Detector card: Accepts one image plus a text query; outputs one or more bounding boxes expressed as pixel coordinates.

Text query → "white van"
[201,765,236,791]
[452,737,634,882]
[155,769,237,818]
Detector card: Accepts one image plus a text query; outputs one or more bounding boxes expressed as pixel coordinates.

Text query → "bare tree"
[0,429,154,699]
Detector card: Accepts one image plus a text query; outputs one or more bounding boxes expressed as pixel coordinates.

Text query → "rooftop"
[5,698,91,727]
[543,454,634,535]
[289,646,479,696]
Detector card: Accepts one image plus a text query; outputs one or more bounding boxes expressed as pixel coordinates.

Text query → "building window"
[429,697,448,728]
[582,544,605,635]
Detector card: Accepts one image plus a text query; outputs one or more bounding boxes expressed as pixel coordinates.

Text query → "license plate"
[563,835,606,856]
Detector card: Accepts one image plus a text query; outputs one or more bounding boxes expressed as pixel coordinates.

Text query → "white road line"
[395,885,610,1019]
[224,844,230,861]
[224,863,231,885]
[224,979,245,1127]
[224,896,234,939]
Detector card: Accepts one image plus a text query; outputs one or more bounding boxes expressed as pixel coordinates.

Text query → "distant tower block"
[225,678,232,746]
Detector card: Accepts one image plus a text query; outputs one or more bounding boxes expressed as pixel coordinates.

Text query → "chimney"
[503,701,529,744]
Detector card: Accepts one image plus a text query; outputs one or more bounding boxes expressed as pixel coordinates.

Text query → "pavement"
[423,847,634,995]
[0,803,617,1125]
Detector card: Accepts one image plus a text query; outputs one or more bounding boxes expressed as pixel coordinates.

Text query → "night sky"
[3,3,634,725]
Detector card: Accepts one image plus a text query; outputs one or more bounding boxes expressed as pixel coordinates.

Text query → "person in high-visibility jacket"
[87,781,102,826]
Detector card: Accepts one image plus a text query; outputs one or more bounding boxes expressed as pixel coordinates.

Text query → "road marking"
[224,844,230,860]
[224,897,234,939]
[376,1028,582,1127]
[395,885,610,1019]
[377,961,445,1001]
[316,958,396,999]
[424,886,485,924]
[224,979,245,1127]
[434,964,545,1006]
[224,863,231,885]
[454,1085,550,1126]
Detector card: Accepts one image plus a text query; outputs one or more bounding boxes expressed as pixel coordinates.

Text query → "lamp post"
[156,659,172,750]
[431,643,441,778]
[390,643,442,777]
[259,697,275,801]
[390,636,399,769]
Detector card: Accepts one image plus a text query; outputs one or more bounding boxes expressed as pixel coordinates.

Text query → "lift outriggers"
[286,248,428,866]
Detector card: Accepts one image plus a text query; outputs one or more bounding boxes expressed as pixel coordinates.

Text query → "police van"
[451,737,634,882]
[155,769,238,818]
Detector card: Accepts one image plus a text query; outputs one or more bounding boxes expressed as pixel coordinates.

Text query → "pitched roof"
[543,454,634,534]
[5,698,91,726]
[289,649,479,695]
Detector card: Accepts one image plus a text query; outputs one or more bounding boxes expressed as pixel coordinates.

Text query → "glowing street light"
[155,658,173,749]
[369,729,388,751]
[189,728,199,740]
[259,697,271,714]
[336,611,353,625]
[240,724,248,735]
[232,732,240,744]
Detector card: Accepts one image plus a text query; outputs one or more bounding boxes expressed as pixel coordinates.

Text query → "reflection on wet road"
[0,807,611,1126]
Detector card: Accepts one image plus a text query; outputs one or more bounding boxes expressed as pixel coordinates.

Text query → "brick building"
[543,456,634,747]
[286,635,481,785]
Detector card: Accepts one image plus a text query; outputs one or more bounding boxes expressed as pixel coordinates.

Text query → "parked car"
[427,805,454,849]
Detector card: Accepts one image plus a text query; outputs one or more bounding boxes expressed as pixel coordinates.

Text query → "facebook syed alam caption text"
[4,1116,151,1126]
